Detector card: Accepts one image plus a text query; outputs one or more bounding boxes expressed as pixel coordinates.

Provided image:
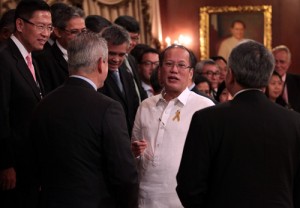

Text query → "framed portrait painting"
[199,5,272,59]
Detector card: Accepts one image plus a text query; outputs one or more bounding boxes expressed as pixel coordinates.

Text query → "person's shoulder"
[139,94,160,107]
[189,91,215,106]
[193,100,231,117]
[0,39,12,55]
[287,73,300,81]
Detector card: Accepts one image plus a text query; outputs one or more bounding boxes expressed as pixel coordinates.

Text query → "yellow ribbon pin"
[172,110,180,122]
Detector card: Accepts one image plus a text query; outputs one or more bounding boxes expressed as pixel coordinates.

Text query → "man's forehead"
[164,47,189,59]
[143,52,159,59]
[203,64,218,71]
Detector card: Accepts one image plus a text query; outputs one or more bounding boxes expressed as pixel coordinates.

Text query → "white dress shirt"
[131,88,214,208]
[141,81,154,97]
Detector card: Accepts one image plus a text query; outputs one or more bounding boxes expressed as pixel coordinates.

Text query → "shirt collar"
[141,81,152,91]
[233,88,263,99]
[70,75,97,91]
[281,73,287,82]
[157,87,191,106]
[188,82,195,90]
[10,34,30,60]
[56,40,68,61]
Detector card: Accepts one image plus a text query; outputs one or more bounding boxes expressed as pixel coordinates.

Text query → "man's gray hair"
[68,32,108,74]
[228,40,275,88]
[55,6,85,29]
[195,59,217,74]
[272,45,291,62]
[100,24,130,46]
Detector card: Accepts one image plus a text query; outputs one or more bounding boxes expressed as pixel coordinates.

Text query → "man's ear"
[53,28,61,38]
[15,18,24,32]
[189,68,194,81]
[97,58,103,74]
[227,68,235,84]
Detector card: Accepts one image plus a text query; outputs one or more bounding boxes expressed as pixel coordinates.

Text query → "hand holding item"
[131,139,147,157]
[0,167,16,190]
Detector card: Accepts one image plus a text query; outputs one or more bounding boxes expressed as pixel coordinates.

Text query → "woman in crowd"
[265,71,292,110]
[216,81,232,103]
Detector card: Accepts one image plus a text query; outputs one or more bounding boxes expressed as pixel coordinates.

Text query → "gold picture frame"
[199,5,272,59]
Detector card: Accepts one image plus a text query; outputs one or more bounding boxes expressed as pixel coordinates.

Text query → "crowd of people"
[0,1,300,208]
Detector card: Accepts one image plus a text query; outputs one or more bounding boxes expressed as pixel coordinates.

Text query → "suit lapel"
[119,65,132,102]
[52,43,68,75]
[9,40,42,100]
[107,70,126,101]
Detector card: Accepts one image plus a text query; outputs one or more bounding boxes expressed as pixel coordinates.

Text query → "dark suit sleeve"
[176,111,211,207]
[294,164,300,207]
[0,54,14,170]
[102,101,138,208]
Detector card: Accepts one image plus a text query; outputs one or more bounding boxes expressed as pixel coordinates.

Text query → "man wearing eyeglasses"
[195,59,221,99]
[115,15,148,102]
[99,25,140,137]
[0,1,52,207]
[131,44,214,207]
[135,46,160,97]
[35,6,86,94]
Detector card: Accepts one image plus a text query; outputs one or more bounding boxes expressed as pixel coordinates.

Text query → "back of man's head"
[137,47,159,64]
[50,2,69,27]
[130,44,151,62]
[68,32,108,75]
[210,56,227,64]
[228,40,274,88]
[114,15,140,33]
[54,6,85,30]
[0,9,15,41]
[86,15,111,33]
[15,0,50,22]
[100,24,130,46]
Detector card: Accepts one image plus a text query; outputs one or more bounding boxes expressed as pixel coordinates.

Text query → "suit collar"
[52,43,68,73]
[65,77,97,91]
[55,40,68,61]
[232,89,267,103]
[8,39,43,100]
[10,34,30,60]
[70,75,97,90]
[233,88,263,99]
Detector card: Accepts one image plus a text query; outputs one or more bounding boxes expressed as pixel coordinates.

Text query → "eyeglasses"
[141,61,159,68]
[163,61,191,70]
[201,71,220,77]
[19,17,53,33]
[61,28,87,35]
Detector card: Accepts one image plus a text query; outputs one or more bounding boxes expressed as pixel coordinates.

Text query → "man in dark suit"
[98,25,140,136]
[272,45,300,112]
[115,15,148,102]
[35,6,86,94]
[31,32,138,208]
[0,1,52,207]
[176,40,300,208]
[188,52,218,104]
